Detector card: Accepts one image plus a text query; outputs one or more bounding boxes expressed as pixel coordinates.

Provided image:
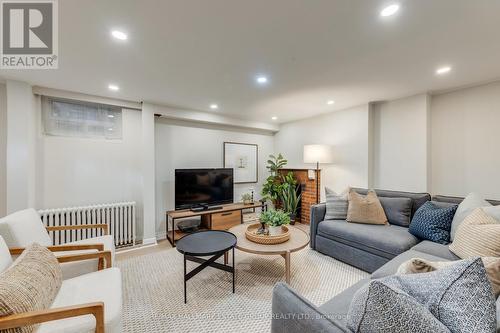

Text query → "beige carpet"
[117,247,368,333]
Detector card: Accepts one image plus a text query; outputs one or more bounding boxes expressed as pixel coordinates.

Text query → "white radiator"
[38,202,136,248]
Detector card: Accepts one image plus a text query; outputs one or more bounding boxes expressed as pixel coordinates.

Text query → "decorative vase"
[243,199,252,205]
[268,225,282,236]
[289,213,296,225]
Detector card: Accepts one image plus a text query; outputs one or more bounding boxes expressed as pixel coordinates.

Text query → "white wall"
[37,109,144,236]
[274,105,371,200]
[431,81,500,199]
[371,94,430,192]
[155,119,274,238]
[0,84,6,217]
[5,80,37,213]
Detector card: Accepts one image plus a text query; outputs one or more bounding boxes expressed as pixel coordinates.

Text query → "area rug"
[117,247,368,333]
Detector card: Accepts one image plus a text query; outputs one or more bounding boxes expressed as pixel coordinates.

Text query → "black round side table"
[176,230,237,303]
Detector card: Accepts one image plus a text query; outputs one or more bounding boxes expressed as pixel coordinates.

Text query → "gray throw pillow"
[347,258,496,333]
[324,187,348,220]
[379,197,412,227]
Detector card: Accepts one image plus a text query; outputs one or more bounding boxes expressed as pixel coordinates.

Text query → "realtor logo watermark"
[1,0,58,69]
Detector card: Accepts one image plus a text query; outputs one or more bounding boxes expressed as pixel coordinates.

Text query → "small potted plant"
[260,209,290,236]
[241,193,253,205]
[281,184,301,225]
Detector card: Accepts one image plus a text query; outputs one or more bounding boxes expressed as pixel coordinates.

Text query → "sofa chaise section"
[311,189,431,273]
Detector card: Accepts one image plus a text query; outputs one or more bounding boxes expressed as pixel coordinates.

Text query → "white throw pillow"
[450,193,491,241]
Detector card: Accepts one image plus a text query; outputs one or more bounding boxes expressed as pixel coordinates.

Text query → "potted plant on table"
[241,193,253,205]
[260,209,290,236]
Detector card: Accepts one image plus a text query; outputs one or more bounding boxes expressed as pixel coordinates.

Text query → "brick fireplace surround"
[278,168,321,224]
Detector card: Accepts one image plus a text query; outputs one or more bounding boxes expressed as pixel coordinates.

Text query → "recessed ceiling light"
[327,100,335,105]
[380,4,400,17]
[108,84,119,91]
[210,104,219,110]
[107,114,115,118]
[271,116,278,120]
[256,76,268,84]
[436,66,452,75]
[111,30,127,40]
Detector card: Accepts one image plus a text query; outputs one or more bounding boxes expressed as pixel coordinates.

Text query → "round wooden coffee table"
[228,224,309,284]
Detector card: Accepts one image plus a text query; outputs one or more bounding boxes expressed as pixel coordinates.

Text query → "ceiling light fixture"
[380,4,400,17]
[436,66,452,75]
[111,30,127,40]
[271,116,278,120]
[327,100,335,105]
[107,114,115,118]
[256,76,268,84]
[210,104,219,110]
[108,84,119,91]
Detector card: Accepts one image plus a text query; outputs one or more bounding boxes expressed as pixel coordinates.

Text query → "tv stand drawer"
[211,210,242,230]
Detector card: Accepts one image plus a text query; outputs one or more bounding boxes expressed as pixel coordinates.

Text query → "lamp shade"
[303,144,333,164]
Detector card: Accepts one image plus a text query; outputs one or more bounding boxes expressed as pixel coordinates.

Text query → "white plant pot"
[268,226,282,236]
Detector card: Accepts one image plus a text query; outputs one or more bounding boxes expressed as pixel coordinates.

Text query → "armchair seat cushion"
[57,235,115,280]
[318,220,419,259]
[36,267,122,333]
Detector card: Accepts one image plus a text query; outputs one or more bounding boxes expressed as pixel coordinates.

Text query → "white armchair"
[0,237,122,333]
[0,208,115,279]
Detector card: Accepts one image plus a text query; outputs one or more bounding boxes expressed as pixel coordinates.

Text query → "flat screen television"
[175,168,234,210]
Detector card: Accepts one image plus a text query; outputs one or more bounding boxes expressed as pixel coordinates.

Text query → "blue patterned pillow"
[409,201,458,244]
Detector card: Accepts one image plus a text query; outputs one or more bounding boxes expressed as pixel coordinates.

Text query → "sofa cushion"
[352,188,431,217]
[379,197,412,227]
[0,236,12,273]
[319,278,370,325]
[450,208,500,259]
[324,187,348,220]
[450,192,491,241]
[409,201,458,244]
[318,220,419,259]
[37,267,122,333]
[411,240,460,261]
[347,190,387,225]
[349,258,497,333]
[0,243,62,333]
[0,208,51,247]
[372,249,450,279]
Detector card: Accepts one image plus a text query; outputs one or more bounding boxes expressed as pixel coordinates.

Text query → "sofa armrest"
[271,282,350,333]
[310,203,326,249]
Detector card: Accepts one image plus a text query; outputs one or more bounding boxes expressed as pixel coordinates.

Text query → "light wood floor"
[116,222,310,261]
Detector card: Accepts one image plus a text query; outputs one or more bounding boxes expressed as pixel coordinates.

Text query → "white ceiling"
[1,0,500,124]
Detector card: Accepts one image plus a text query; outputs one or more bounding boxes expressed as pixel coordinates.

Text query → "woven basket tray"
[245,223,290,245]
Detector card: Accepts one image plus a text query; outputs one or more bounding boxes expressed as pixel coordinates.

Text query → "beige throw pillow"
[397,257,500,298]
[449,208,500,258]
[347,190,388,225]
[0,243,62,333]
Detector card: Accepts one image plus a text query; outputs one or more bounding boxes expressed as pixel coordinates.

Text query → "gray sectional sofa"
[272,189,500,333]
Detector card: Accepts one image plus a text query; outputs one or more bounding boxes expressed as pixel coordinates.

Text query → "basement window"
[42,97,122,140]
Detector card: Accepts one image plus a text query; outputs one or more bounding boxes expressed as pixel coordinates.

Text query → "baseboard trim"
[142,237,158,246]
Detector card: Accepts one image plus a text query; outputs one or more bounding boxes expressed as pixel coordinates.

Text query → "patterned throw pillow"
[408,201,458,244]
[324,187,348,220]
[396,257,500,298]
[347,190,388,225]
[0,243,62,333]
[449,208,500,258]
[347,258,497,333]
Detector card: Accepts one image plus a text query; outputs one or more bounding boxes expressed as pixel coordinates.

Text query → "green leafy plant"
[260,209,291,227]
[281,184,301,215]
[241,193,253,204]
[261,154,295,205]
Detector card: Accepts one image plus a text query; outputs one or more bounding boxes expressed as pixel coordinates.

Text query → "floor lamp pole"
[316,161,320,204]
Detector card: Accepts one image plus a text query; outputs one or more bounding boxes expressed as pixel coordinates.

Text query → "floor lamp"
[303,144,333,204]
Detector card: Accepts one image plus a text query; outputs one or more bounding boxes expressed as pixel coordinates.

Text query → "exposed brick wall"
[279,169,320,224]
